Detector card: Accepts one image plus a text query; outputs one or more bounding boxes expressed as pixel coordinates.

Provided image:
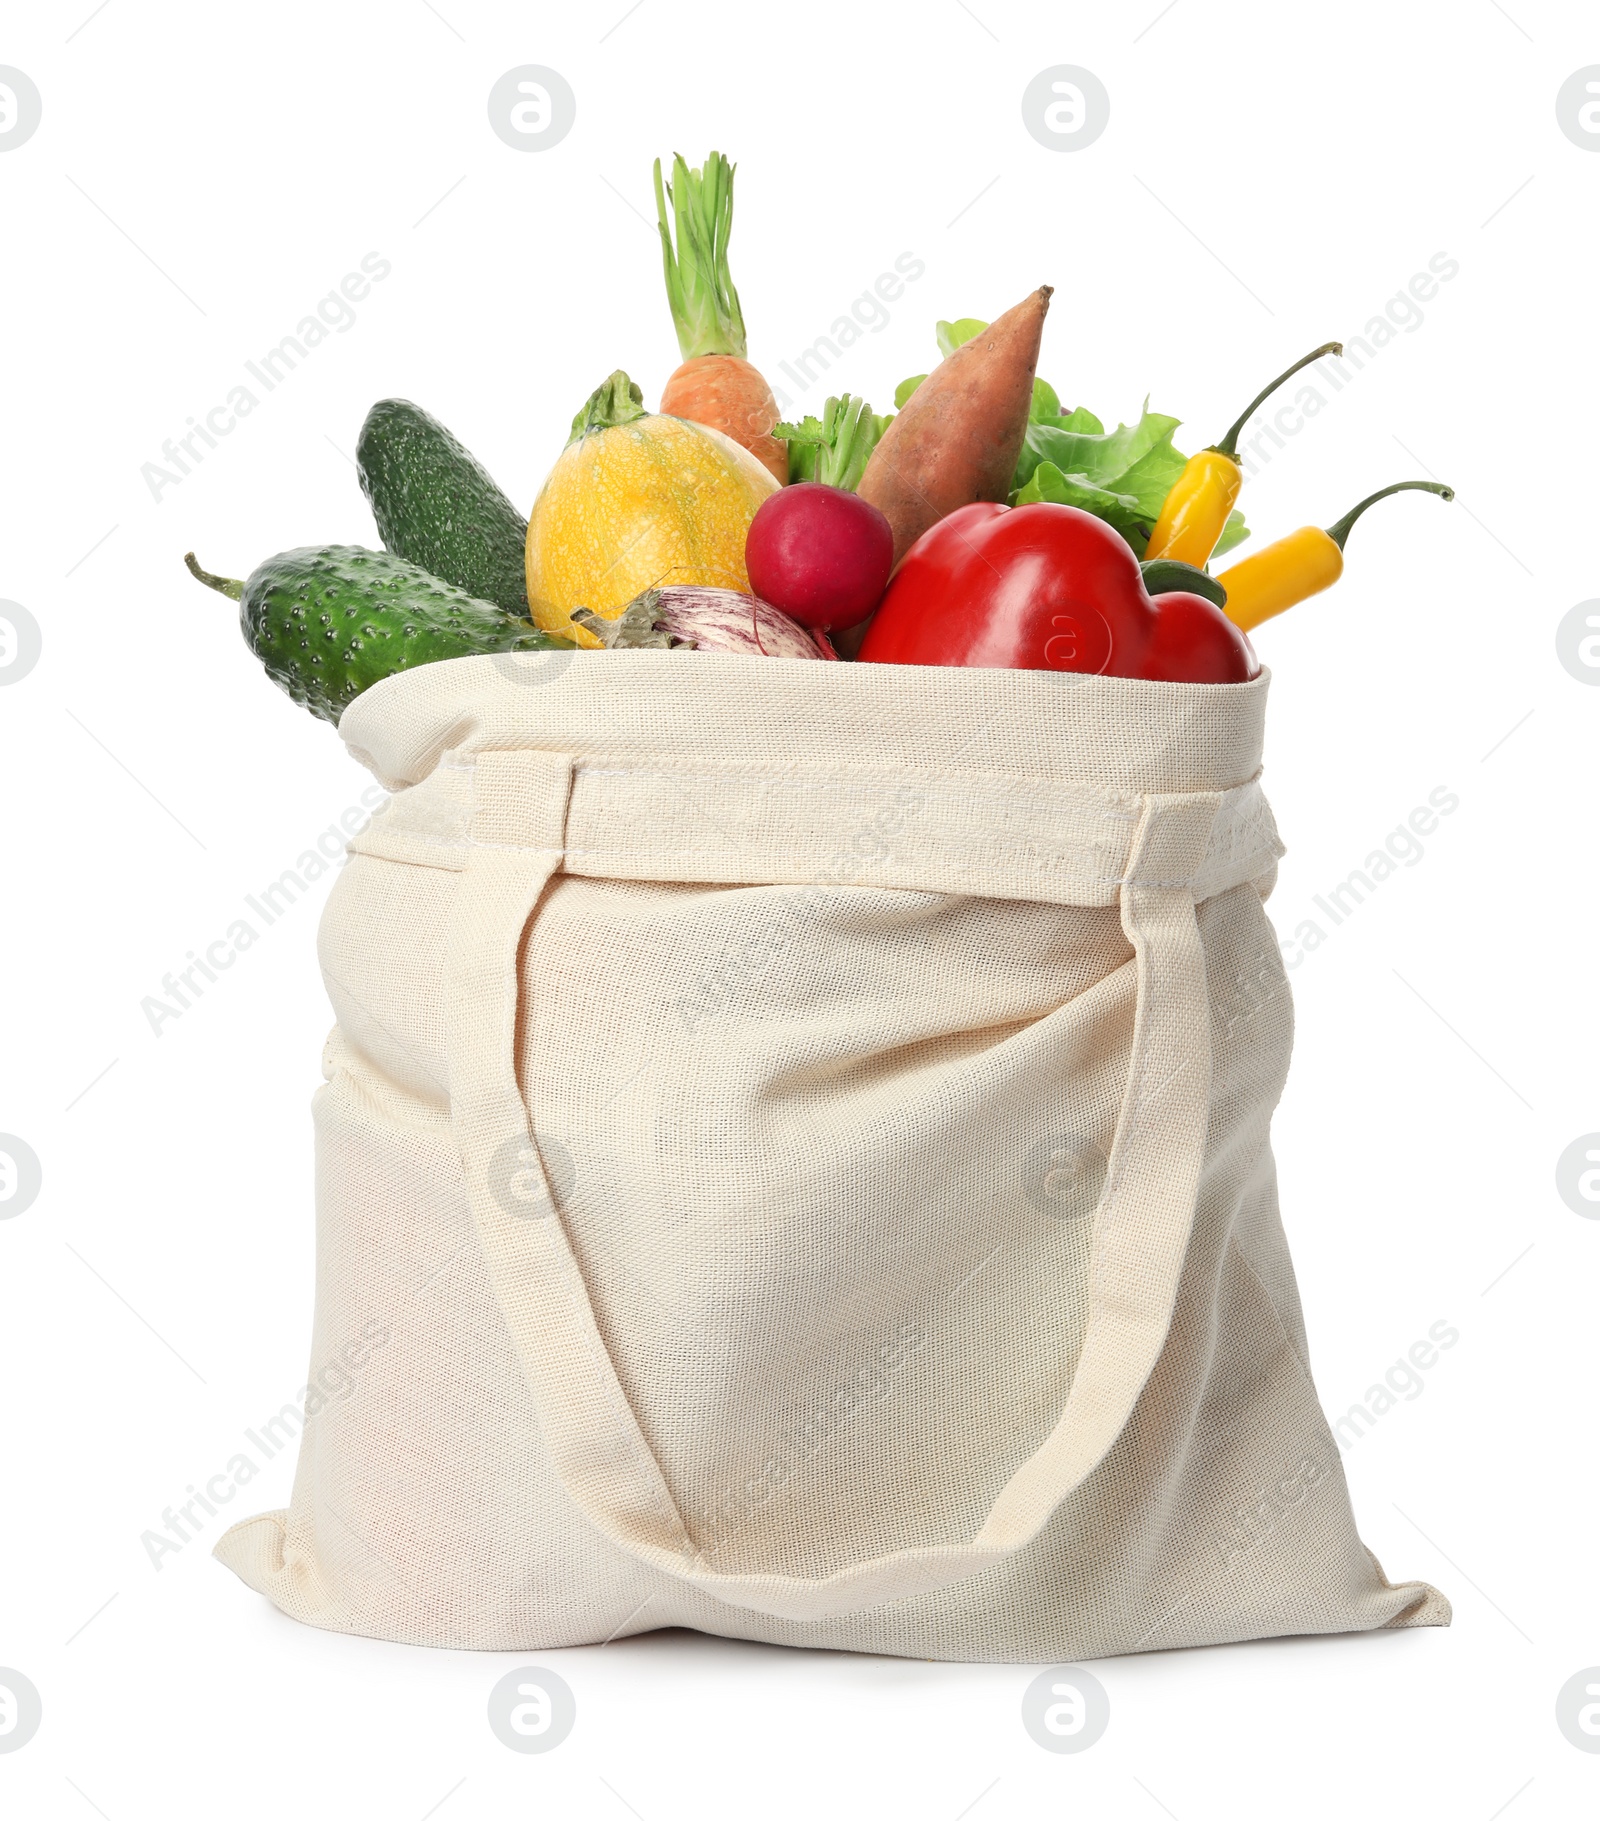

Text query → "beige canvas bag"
[215,651,1448,1661]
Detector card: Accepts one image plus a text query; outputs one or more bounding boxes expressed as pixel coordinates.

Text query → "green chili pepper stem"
[1324,480,1454,551]
[185,552,243,600]
[1214,341,1345,458]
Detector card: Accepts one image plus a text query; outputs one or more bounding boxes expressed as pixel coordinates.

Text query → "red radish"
[744,483,895,631]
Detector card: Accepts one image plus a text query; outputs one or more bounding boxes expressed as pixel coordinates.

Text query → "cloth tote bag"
[214,651,1448,1662]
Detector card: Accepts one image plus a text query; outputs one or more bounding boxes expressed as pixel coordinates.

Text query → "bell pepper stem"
[184,552,243,600]
[1214,341,1345,458]
[1324,480,1454,551]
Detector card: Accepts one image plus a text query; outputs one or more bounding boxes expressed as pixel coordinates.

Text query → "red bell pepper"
[857,501,1259,683]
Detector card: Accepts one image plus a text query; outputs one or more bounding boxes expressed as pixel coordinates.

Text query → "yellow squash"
[526,369,778,648]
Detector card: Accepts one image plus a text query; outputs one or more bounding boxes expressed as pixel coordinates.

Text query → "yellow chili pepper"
[1146,342,1342,567]
[1218,480,1454,633]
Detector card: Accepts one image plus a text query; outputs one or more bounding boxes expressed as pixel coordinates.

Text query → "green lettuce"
[1012,401,1180,498]
[1212,509,1251,558]
[1013,462,1147,543]
[1029,378,1062,422]
[934,317,988,359]
[1017,402,1250,557]
[894,316,1253,558]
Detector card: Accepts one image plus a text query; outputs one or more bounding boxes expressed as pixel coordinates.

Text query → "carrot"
[858,286,1052,566]
[654,152,788,484]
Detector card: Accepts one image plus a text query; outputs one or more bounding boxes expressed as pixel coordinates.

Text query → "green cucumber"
[1140,558,1228,610]
[356,398,530,617]
[185,546,571,725]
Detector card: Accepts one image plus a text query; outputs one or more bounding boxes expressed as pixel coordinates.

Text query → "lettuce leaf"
[1029,377,1062,422]
[1214,509,1251,557]
[1013,402,1251,560]
[1012,403,1180,499]
[897,315,1251,558]
[1013,461,1147,541]
[1111,436,1189,523]
[935,317,988,359]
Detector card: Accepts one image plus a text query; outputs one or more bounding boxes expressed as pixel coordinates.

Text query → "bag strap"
[445,749,1227,1624]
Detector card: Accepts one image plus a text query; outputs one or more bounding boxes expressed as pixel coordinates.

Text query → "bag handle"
[444,750,1226,1623]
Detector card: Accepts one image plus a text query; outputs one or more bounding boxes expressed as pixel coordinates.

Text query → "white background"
[3,0,1597,1814]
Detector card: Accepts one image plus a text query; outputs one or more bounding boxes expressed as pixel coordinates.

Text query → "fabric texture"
[214,650,1448,1660]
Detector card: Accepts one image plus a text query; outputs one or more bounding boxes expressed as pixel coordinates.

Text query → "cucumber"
[185,546,571,725]
[356,398,530,617]
[1139,558,1228,610]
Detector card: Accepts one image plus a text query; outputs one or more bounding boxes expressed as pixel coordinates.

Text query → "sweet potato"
[858,287,1052,567]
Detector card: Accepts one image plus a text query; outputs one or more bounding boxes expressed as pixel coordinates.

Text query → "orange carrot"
[858,287,1052,566]
[654,152,788,484]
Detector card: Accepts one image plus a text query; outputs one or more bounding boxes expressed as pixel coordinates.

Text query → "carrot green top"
[654,151,748,362]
